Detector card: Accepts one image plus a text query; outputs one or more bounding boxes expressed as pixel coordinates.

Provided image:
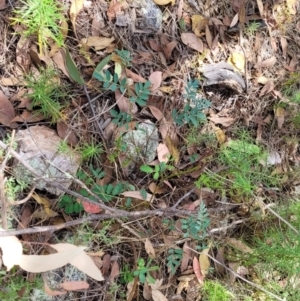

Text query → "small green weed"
[167,248,183,275]
[0,272,42,301]
[245,21,261,35]
[78,141,104,161]
[181,201,210,241]
[133,258,159,284]
[120,264,134,284]
[59,194,83,214]
[201,280,234,301]
[12,0,65,55]
[25,67,66,123]
[140,162,175,180]
[172,79,211,126]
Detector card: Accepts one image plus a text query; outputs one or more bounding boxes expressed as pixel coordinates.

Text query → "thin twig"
[171,188,195,209]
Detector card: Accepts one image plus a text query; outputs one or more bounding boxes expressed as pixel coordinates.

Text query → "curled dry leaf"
[51,243,104,281]
[259,81,275,97]
[0,232,23,271]
[121,191,153,202]
[148,182,169,194]
[192,256,204,284]
[163,41,177,60]
[199,247,210,277]
[145,238,156,258]
[60,281,89,291]
[0,91,15,127]
[209,116,235,127]
[81,36,115,51]
[181,242,192,273]
[152,290,169,301]
[254,56,277,68]
[181,33,203,53]
[149,39,163,52]
[205,25,212,49]
[191,15,208,36]
[149,71,162,92]
[227,52,245,73]
[154,0,175,5]
[126,69,146,83]
[57,122,79,146]
[107,0,129,21]
[81,200,102,214]
[70,0,85,36]
[109,260,120,283]
[157,143,170,163]
[19,248,85,273]
[44,282,67,296]
[115,89,138,114]
[53,50,70,79]
[230,13,239,27]
[275,107,285,129]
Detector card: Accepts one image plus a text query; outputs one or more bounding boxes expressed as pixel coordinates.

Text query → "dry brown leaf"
[102,253,111,275]
[52,50,70,79]
[238,1,246,25]
[259,81,275,97]
[211,33,219,50]
[0,0,6,9]
[154,0,175,5]
[256,75,269,84]
[70,0,85,36]
[148,105,164,121]
[148,182,169,194]
[115,89,138,114]
[11,110,45,123]
[57,122,79,146]
[143,281,152,300]
[209,116,235,127]
[205,25,212,49]
[230,13,239,27]
[181,33,203,53]
[157,143,170,163]
[214,126,226,144]
[0,91,15,127]
[226,237,253,253]
[163,41,177,60]
[60,281,89,291]
[280,37,287,59]
[215,247,225,274]
[227,52,245,73]
[254,56,277,68]
[0,232,23,271]
[19,248,85,273]
[125,69,146,83]
[81,36,115,51]
[191,15,208,36]
[51,244,104,281]
[199,247,210,277]
[16,35,31,73]
[145,238,156,258]
[256,0,264,16]
[91,13,105,36]
[121,191,153,202]
[149,39,163,52]
[165,135,179,164]
[32,208,58,220]
[149,71,162,91]
[192,256,204,284]
[152,290,169,301]
[44,282,67,296]
[107,0,129,21]
[109,260,120,282]
[275,107,285,129]
[181,242,191,273]
[177,0,183,19]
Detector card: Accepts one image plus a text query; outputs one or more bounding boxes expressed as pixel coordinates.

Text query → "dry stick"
[239,25,248,94]
[171,188,195,209]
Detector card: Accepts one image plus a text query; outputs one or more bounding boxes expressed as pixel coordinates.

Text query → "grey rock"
[13,125,81,196]
[121,120,159,166]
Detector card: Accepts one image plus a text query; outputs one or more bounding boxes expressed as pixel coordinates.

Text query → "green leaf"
[65,48,85,85]
[140,165,154,173]
[140,188,147,200]
[93,54,112,79]
[153,172,159,180]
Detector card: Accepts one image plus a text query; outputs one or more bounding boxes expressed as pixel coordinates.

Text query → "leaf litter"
[0,0,299,300]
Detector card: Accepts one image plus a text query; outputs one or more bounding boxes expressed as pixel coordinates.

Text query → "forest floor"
[0,0,300,300]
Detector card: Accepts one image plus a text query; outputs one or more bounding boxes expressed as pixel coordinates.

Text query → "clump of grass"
[25,67,67,123]
[11,0,65,55]
[201,280,234,301]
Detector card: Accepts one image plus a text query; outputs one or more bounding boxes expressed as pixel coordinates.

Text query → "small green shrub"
[167,248,183,275]
[133,258,159,284]
[25,67,66,123]
[12,0,65,55]
[201,280,234,301]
